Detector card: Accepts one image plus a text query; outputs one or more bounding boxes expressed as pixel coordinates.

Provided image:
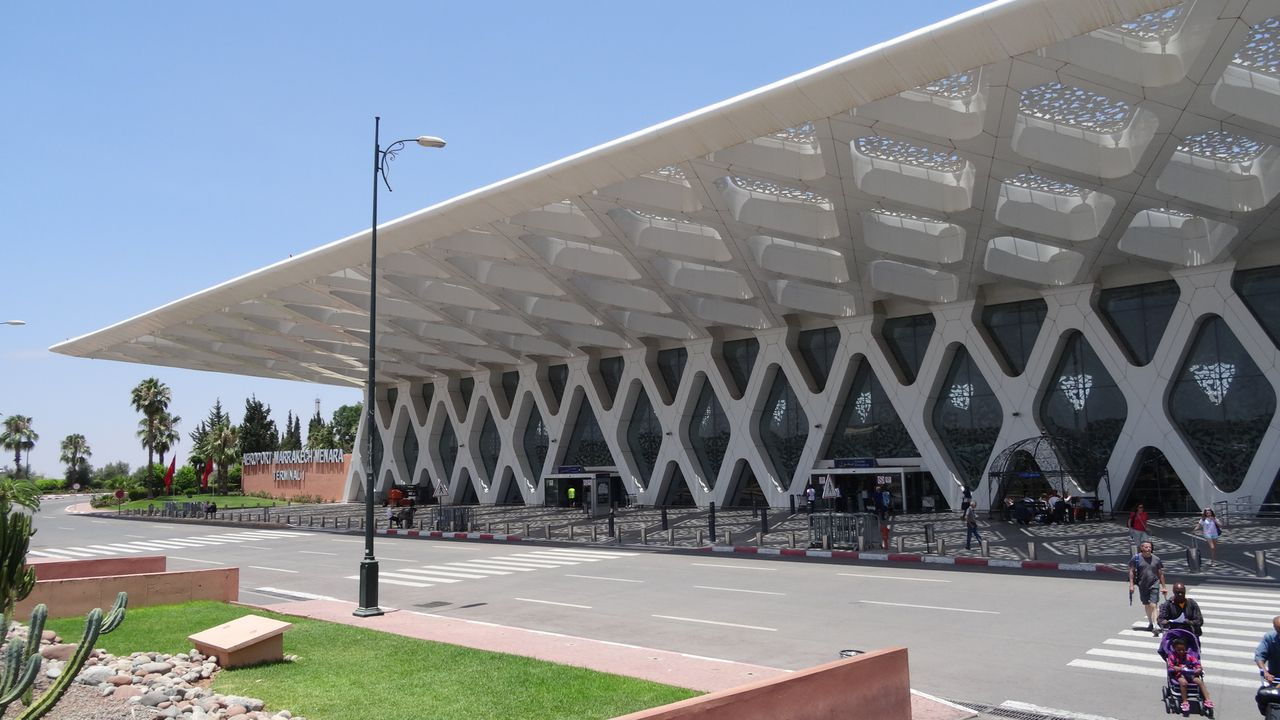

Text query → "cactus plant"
[0,592,127,719]
[0,503,36,617]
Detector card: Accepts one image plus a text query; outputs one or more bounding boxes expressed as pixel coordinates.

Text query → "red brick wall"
[241,453,351,502]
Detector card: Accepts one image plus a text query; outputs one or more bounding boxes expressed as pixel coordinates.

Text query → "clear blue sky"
[1,1,971,476]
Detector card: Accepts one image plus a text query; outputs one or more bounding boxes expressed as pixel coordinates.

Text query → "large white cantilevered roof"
[53,0,1280,387]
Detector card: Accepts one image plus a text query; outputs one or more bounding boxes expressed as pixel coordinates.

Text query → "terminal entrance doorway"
[809,465,940,513]
[544,467,624,518]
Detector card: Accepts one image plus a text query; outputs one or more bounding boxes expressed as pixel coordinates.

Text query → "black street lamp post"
[354,116,445,618]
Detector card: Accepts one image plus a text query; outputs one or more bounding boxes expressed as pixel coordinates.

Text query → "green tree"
[153,411,181,468]
[306,408,334,449]
[91,461,129,488]
[129,378,172,496]
[189,398,228,465]
[238,395,277,455]
[172,465,198,496]
[0,416,38,479]
[330,403,362,453]
[199,423,240,495]
[58,434,92,489]
[279,411,302,451]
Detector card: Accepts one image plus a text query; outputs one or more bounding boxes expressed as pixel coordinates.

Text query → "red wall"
[242,454,351,502]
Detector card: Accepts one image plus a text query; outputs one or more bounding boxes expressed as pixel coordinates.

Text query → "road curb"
[695,543,1123,575]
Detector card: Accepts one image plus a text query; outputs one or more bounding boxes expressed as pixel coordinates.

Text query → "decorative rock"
[100,686,115,697]
[141,690,170,706]
[41,629,57,642]
[115,685,145,698]
[224,696,265,712]
[109,675,132,686]
[139,661,174,674]
[225,705,248,716]
[41,643,78,661]
[159,700,173,709]
[229,715,251,720]
[78,665,115,685]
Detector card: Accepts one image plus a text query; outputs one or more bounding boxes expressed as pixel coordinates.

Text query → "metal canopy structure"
[986,433,1112,509]
[52,0,1280,385]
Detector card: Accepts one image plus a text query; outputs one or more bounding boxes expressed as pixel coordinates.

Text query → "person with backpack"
[1128,503,1150,545]
[1193,508,1221,565]
[962,500,981,551]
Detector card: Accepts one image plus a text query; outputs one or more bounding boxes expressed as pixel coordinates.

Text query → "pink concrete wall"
[242,454,351,502]
[611,647,911,720]
[28,556,166,580]
[16,568,240,619]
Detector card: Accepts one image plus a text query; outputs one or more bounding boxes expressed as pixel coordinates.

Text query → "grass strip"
[48,601,697,720]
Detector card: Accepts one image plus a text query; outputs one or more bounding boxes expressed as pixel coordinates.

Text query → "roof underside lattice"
[52,0,1280,387]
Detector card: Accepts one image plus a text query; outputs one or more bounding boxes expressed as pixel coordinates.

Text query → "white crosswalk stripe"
[342,548,637,590]
[31,528,310,559]
[1067,586,1275,691]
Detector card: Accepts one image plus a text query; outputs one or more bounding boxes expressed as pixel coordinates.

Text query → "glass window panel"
[438,419,458,479]
[599,357,624,404]
[1123,447,1196,514]
[881,314,935,384]
[1169,316,1276,492]
[459,378,474,413]
[1233,265,1280,349]
[548,365,568,405]
[625,389,662,486]
[522,403,548,476]
[722,339,759,396]
[1039,332,1127,485]
[981,299,1047,376]
[797,327,840,391]
[1098,281,1179,366]
[565,401,615,467]
[386,387,398,407]
[759,370,809,485]
[478,412,501,481]
[827,361,919,459]
[502,372,520,407]
[401,426,419,477]
[421,383,435,411]
[371,424,384,476]
[657,348,687,398]
[688,380,730,487]
[931,347,1003,490]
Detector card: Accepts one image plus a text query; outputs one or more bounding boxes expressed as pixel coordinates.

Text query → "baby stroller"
[1160,628,1214,716]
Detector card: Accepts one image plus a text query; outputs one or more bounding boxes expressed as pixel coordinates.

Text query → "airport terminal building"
[54,0,1280,514]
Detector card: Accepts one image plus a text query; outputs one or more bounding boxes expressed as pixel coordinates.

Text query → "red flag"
[162,457,176,492]
[200,460,214,489]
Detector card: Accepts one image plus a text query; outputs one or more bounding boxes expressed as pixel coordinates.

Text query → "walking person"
[963,500,981,551]
[1193,508,1221,565]
[805,485,816,514]
[1128,503,1150,546]
[1128,540,1167,635]
[1158,583,1204,636]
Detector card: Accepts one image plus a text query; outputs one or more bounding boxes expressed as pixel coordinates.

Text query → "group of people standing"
[1128,504,1222,564]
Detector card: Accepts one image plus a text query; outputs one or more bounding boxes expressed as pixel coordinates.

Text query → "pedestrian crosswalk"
[28,530,310,559]
[343,548,638,588]
[1067,586,1277,689]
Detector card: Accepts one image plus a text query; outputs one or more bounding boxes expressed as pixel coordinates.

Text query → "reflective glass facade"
[401,425,419,478]
[759,369,809,485]
[1098,281,1179,366]
[502,371,520,407]
[626,389,662,485]
[371,423,384,476]
[1040,332,1127,477]
[722,339,759,396]
[564,401,614,467]
[386,387,398,408]
[981,299,1047,376]
[729,462,766,507]
[479,411,501,481]
[1169,316,1276,493]
[881,314,934,384]
[1124,447,1195,514]
[459,377,475,414]
[826,361,918,459]
[1233,265,1280,348]
[522,403,548,475]
[548,364,568,405]
[657,348,687,399]
[797,327,840,390]
[438,419,458,479]
[688,379,730,486]
[599,356,624,404]
[932,347,1003,490]
[422,382,435,410]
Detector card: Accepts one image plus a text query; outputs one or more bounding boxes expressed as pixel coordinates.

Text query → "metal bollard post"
[668,527,674,546]
[895,536,905,553]
[1186,547,1201,574]
[569,524,575,541]
[360,518,365,530]
[708,501,716,542]
[591,525,598,543]
[641,527,648,545]
[789,531,797,549]
[980,540,990,557]
[823,533,832,551]
[661,507,668,531]
[487,522,493,534]
[320,516,326,528]
[697,529,705,546]
[505,523,511,536]
[1027,541,1037,561]
[1256,549,1268,578]
[524,522,530,537]
[789,494,796,514]
[545,523,551,540]
[761,512,769,536]
[607,511,616,538]
[757,531,764,547]
[856,535,865,551]
[1077,543,1088,563]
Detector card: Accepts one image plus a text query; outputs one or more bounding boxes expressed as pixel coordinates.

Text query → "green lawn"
[47,602,697,720]
[112,496,287,511]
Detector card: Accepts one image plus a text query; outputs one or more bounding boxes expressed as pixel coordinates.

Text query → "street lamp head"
[2,320,25,326]
[415,136,447,149]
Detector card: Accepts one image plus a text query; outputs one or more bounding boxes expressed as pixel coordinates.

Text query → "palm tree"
[0,416,38,478]
[154,411,181,468]
[59,433,92,482]
[199,422,240,495]
[130,378,172,495]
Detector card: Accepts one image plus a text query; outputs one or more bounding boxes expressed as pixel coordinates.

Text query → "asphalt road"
[32,498,1277,720]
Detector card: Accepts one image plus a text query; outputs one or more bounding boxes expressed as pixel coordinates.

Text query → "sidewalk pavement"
[245,598,973,720]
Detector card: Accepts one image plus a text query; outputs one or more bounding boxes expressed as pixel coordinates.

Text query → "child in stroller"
[1161,628,1214,715]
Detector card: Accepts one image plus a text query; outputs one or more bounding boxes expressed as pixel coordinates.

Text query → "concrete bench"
[188,615,292,668]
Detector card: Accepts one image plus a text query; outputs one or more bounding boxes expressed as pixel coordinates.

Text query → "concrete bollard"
[856,534,865,551]
[697,529,705,546]
[936,538,946,556]
[1186,547,1201,574]
[980,540,990,557]
[1255,549,1268,578]
[568,524,575,541]
[724,529,732,547]
[1027,541,1037,561]
[668,527,674,546]
[641,527,648,545]
[1077,543,1089,563]
[895,536,905,553]
[545,523,551,540]
[591,525,598,543]
[823,533,832,551]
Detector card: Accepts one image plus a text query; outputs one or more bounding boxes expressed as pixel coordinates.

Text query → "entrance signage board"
[557,465,586,474]
[875,474,895,486]
[243,449,344,466]
[834,458,877,469]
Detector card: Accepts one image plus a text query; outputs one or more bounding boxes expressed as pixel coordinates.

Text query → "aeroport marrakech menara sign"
[241,449,351,501]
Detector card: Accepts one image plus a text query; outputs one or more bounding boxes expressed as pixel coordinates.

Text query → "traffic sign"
[114,489,125,500]
[72,483,81,491]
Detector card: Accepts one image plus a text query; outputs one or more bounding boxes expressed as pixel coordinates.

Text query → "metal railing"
[809,512,880,549]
